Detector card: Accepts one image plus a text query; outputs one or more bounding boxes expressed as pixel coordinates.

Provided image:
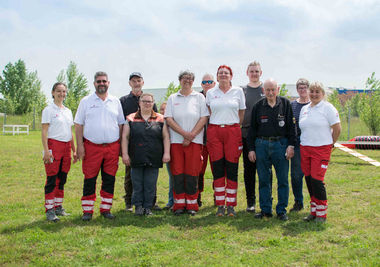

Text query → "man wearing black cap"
[120,72,158,212]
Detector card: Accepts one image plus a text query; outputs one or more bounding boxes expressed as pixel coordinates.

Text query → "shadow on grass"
[1,206,328,236]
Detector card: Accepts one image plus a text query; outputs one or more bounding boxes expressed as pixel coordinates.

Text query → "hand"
[72,151,78,164]
[286,146,294,160]
[162,153,171,163]
[77,145,85,161]
[182,139,191,147]
[43,150,54,165]
[122,154,131,166]
[183,131,196,141]
[248,151,256,162]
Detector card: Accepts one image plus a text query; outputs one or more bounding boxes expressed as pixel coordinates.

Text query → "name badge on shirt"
[278,115,285,127]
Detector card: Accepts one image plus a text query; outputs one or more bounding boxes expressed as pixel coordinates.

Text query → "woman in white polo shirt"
[206,65,246,217]
[165,69,209,216]
[299,81,341,223]
[41,82,77,222]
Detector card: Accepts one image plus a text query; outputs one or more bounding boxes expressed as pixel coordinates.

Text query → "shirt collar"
[176,89,197,97]
[134,109,158,119]
[51,102,67,110]
[263,96,281,107]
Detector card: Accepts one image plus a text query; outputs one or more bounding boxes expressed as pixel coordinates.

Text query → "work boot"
[55,206,70,216]
[289,201,304,212]
[125,203,133,212]
[303,214,316,222]
[135,206,144,217]
[277,213,289,221]
[313,217,327,223]
[145,208,153,216]
[187,210,197,216]
[163,204,172,210]
[215,206,225,217]
[46,209,60,222]
[227,206,236,216]
[174,209,184,216]
[101,211,115,219]
[152,203,162,211]
[254,211,273,219]
[246,197,255,213]
[81,213,92,221]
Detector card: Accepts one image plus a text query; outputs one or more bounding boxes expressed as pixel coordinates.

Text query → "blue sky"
[1,0,380,98]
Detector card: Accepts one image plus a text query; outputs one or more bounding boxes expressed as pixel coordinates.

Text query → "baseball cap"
[129,72,143,80]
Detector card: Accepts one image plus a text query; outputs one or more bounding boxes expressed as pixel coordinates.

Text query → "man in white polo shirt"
[75,71,125,221]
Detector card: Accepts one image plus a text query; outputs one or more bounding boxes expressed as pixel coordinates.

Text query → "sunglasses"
[202,80,213,85]
[96,80,108,84]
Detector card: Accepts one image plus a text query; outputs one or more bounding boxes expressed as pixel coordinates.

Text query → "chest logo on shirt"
[261,116,268,123]
[174,103,180,105]
[90,105,100,109]
[278,115,285,127]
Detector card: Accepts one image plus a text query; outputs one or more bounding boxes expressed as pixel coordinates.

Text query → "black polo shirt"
[247,96,296,151]
[119,91,158,119]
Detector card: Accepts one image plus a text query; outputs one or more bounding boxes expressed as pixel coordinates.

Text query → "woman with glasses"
[206,65,246,216]
[121,93,170,216]
[165,69,209,216]
[41,82,77,222]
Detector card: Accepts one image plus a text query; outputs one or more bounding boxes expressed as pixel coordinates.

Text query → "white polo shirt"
[164,90,209,145]
[74,93,125,144]
[206,85,246,125]
[41,103,73,142]
[299,100,340,147]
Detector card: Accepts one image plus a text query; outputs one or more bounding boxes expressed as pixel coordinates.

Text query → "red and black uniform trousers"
[198,145,212,196]
[171,142,203,212]
[207,124,243,207]
[300,144,331,218]
[81,139,120,215]
[44,139,71,212]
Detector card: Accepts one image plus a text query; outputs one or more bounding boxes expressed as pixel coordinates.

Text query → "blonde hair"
[140,93,155,102]
[309,81,327,101]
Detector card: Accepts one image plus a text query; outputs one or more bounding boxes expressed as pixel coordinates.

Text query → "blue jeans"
[255,138,289,214]
[131,167,159,209]
[290,136,304,204]
[165,163,174,206]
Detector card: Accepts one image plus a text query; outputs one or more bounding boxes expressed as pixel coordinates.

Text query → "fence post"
[347,106,350,140]
[33,106,35,131]
[3,106,5,125]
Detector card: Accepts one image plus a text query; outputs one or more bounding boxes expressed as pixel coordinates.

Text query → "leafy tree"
[327,90,343,114]
[160,81,181,103]
[357,72,380,135]
[278,83,290,98]
[0,59,47,115]
[57,61,89,116]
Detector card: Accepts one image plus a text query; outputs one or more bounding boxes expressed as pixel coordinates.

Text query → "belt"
[210,123,239,128]
[258,136,285,142]
[84,139,119,147]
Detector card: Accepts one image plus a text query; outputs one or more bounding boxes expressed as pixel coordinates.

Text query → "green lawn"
[0,128,380,266]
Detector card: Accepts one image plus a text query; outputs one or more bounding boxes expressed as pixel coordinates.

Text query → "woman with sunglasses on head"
[165,69,209,216]
[206,65,246,216]
[299,82,341,223]
[41,82,77,222]
[198,74,216,207]
[121,93,170,216]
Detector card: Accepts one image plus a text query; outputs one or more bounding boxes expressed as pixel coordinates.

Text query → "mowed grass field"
[1,118,380,266]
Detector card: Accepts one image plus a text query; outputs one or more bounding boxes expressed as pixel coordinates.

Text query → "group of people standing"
[41,61,341,223]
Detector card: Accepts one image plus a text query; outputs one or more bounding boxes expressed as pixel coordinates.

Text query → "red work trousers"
[81,139,120,214]
[170,143,203,212]
[300,145,331,218]
[44,139,71,212]
[198,145,212,193]
[207,124,243,207]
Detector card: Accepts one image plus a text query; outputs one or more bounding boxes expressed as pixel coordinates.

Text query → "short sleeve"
[74,99,85,125]
[199,94,210,117]
[116,100,126,125]
[326,103,340,126]
[41,107,51,124]
[238,88,246,110]
[164,94,174,118]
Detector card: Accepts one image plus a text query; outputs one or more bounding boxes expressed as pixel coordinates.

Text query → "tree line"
[0,60,89,118]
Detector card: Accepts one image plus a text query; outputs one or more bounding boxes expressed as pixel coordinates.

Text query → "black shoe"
[277,213,289,221]
[163,204,173,210]
[82,213,92,221]
[145,208,153,216]
[254,211,273,219]
[289,201,304,212]
[187,210,197,216]
[152,203,162,211]
[303,214,316,222]
[101,211,115,219]
[174,209,184,216]
[246,197,255,213]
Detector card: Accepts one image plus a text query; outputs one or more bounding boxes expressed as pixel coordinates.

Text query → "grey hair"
[202,73,215,81]
[178,69,195,81]
[296,78,310,89]
[94,71,108,81]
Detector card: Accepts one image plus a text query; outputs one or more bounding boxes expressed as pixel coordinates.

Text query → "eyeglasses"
[96,80,108,84]
[141,100,154,104]
[202,80,214,85]
[181,77,194,81]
